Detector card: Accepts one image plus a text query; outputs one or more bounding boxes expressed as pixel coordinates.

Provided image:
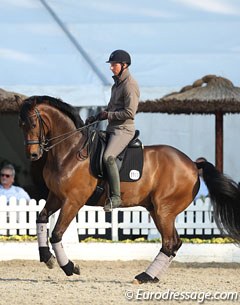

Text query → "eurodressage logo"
[124,289,240,303]
[129,170,140,180]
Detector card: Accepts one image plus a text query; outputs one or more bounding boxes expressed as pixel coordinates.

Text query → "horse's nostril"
[30,153,39,160]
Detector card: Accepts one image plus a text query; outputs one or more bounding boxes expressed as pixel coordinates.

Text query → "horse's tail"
[196,161,240,243]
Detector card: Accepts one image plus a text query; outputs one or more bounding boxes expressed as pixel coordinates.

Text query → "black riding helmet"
[106,50,131,66]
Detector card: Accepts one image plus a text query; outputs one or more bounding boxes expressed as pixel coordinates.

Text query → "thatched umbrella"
[0,88,27,113]
[138,75,240,172]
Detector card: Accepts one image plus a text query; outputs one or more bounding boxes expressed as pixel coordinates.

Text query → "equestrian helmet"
[106,50,131,66]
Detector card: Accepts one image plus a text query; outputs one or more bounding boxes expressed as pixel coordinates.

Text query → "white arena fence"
[0,196,220,241]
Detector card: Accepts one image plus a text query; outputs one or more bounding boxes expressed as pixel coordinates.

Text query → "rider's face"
[110,63,122,75]
[109,63,127,76]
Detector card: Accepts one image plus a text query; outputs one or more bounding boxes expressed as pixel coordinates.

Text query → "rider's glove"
[96,111,108,121]
[85,115,96,125]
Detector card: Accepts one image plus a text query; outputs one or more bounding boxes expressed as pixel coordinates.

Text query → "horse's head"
[18,96,47,161]
[18,95,87,161]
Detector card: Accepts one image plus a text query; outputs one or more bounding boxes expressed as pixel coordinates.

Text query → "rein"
[24,107,99,154]
[44,120,99,152]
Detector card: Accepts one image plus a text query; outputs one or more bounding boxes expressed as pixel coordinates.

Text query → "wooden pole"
[215,111,223,172]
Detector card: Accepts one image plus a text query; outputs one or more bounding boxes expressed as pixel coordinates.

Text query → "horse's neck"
[45,111,83,163]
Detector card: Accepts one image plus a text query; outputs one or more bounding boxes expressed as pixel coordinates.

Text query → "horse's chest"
[44,171,61,192]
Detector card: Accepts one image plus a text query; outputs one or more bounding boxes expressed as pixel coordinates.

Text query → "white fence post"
[0,195,8,235]
[111,209,119,241]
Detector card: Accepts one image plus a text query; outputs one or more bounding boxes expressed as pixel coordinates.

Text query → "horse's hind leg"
[135,209,181,284]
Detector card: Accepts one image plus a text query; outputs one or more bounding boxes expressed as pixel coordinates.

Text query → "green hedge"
[81,237,234,244]
[0,235,234,244]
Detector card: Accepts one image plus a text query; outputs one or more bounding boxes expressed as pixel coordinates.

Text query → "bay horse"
[17,95,240,284]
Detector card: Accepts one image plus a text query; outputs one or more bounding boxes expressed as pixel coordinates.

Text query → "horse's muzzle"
[29,152,41,161]
[25,145,43,161]
[24,139,43,161]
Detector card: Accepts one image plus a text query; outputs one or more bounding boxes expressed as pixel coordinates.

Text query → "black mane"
[20,95,84,129]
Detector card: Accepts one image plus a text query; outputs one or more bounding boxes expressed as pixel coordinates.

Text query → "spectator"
[0,164,30,201]
[195,157,209,200]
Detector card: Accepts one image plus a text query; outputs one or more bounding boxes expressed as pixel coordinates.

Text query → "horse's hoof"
[134,272,159,284]
[73,264,80,275]
[132,278,141,285]
[45,255,56,269]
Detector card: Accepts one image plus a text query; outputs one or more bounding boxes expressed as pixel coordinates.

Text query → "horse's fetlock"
[36,213,48,224]
[39,246,52,263]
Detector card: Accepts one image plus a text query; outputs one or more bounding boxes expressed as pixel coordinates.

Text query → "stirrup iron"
[103,197,113,212]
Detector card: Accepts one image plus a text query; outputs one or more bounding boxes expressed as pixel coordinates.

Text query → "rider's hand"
[85,115,96,125]
[96,111,108,121]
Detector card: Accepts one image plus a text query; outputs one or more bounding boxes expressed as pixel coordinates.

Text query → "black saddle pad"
[89,130,144,182]
[118,145,143,182]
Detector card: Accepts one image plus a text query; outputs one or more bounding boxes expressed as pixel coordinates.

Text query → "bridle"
[24,107,48,153]
[23,107,98,157]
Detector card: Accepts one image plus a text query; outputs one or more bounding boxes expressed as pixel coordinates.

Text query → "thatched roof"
[2,75,240,115]
[0,88,27,113]
[138,75,240,114]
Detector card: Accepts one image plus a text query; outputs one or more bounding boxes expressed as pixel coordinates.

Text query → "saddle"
[89,129,144,182]
[86,129,144,206]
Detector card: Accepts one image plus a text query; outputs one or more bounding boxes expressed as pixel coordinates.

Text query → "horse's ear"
[14,95,22,110]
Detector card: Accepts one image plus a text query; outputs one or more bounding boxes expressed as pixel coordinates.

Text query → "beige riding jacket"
[106,68,140,132]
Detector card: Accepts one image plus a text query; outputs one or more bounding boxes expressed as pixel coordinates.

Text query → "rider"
[86,50,140,211]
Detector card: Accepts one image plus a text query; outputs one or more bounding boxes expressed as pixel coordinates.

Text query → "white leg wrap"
[52,241,68,267]
[37,223,48,247]
[146,251,173,279]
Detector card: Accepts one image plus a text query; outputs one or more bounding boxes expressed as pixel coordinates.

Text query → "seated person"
[0,164,30,201]
[195,157,209,200]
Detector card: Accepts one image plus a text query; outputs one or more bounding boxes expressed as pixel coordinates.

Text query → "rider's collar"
[112,68,129,85]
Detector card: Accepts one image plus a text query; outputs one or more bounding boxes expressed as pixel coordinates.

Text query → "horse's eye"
[19,121,25,127]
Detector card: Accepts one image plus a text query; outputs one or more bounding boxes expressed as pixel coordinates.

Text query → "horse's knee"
[50,231,62,244]
[36,209,48,223]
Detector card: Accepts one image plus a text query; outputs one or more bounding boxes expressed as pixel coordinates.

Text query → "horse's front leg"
[36,193,62,269]
[50,201,81,276]
[37,210,56,269]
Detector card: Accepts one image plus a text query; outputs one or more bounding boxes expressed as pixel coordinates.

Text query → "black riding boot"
[104,156,122,212]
